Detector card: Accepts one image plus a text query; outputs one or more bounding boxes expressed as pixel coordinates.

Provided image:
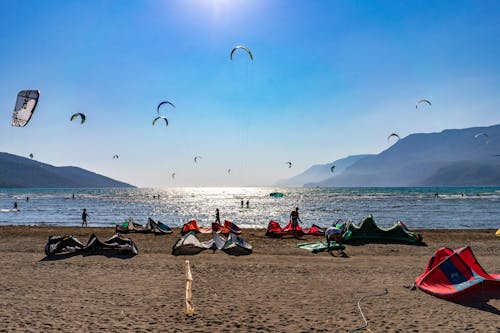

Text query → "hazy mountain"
[275,155,373,187]
[304,124,500,187]
[420,161,500,186]
[0,152,134,188]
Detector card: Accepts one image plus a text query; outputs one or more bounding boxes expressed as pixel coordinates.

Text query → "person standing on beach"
[290,207,301,238]
[246,200,250,208]
[215,208,221,224]
[81,208,88,227]
[241,200,244,208]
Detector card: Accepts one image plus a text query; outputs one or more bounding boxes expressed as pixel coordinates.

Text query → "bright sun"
[196,0,254,17]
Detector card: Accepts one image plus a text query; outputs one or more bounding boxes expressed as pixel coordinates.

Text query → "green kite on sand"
[296,241,345,253]
[342,215,422,244]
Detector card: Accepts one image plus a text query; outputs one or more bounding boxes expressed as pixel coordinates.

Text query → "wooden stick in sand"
[185,260,195,316]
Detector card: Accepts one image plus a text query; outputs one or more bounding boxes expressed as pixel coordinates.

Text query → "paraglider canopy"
[12,90,40,127]
[474,132,490,144]
[286,162,292,168]
[157,101,175,115]
[387,133,400,142]
[416,99,432,109]
[112,155,119,159]
[152,116,168,126]
[70,113,86,124]
[230,45,253,61]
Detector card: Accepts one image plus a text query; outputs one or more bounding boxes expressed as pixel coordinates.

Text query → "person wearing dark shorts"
[215,208,221,224]
[290,207,302,238]
[81,208,88,227]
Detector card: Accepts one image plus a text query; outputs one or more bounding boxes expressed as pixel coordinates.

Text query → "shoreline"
[0,226,498,332]
[0,223,498,231]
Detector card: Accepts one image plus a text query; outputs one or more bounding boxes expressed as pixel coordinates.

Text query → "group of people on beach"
[79,202,346,256]
[216,205,345,256]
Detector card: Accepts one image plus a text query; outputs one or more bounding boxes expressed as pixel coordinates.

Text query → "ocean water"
[0,187,499,229]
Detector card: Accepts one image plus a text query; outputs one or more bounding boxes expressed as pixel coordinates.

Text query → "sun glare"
[207,0,247,11]
[184,0,256,21]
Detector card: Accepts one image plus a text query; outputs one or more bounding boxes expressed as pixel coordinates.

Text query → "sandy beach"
[0,226,498,332]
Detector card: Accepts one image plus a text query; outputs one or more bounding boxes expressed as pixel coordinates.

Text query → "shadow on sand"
[40,252,81,261]
[40,251,136,262]
[344,239,428,247]
[451,292,500,315]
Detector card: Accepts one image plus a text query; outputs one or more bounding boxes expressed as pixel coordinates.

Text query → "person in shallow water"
[81,208,88,227]
[13,201,18,210]
[289,207,302,238]
[215,208,221,224]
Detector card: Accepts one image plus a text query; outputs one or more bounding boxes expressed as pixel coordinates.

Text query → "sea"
[0,187,499,229]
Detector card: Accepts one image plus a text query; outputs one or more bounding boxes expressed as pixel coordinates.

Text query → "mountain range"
[275,154,373,187]
[0,152,134,188]
[278,124,500,187]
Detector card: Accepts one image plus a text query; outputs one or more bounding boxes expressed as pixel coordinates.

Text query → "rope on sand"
[348,288,388,333]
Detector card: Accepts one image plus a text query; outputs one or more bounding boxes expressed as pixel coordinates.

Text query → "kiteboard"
[0,209,20,213]
[296,241,345,253]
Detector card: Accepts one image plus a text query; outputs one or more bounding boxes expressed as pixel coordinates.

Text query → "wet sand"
[0,226,498,332]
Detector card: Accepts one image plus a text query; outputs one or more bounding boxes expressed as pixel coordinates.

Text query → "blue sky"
[0,0,499,187]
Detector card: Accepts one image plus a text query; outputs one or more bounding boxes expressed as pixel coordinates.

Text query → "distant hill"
[0,152,134,188]
[299,124,500,187]
[275,155,373,187]
[419,161,500,186]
